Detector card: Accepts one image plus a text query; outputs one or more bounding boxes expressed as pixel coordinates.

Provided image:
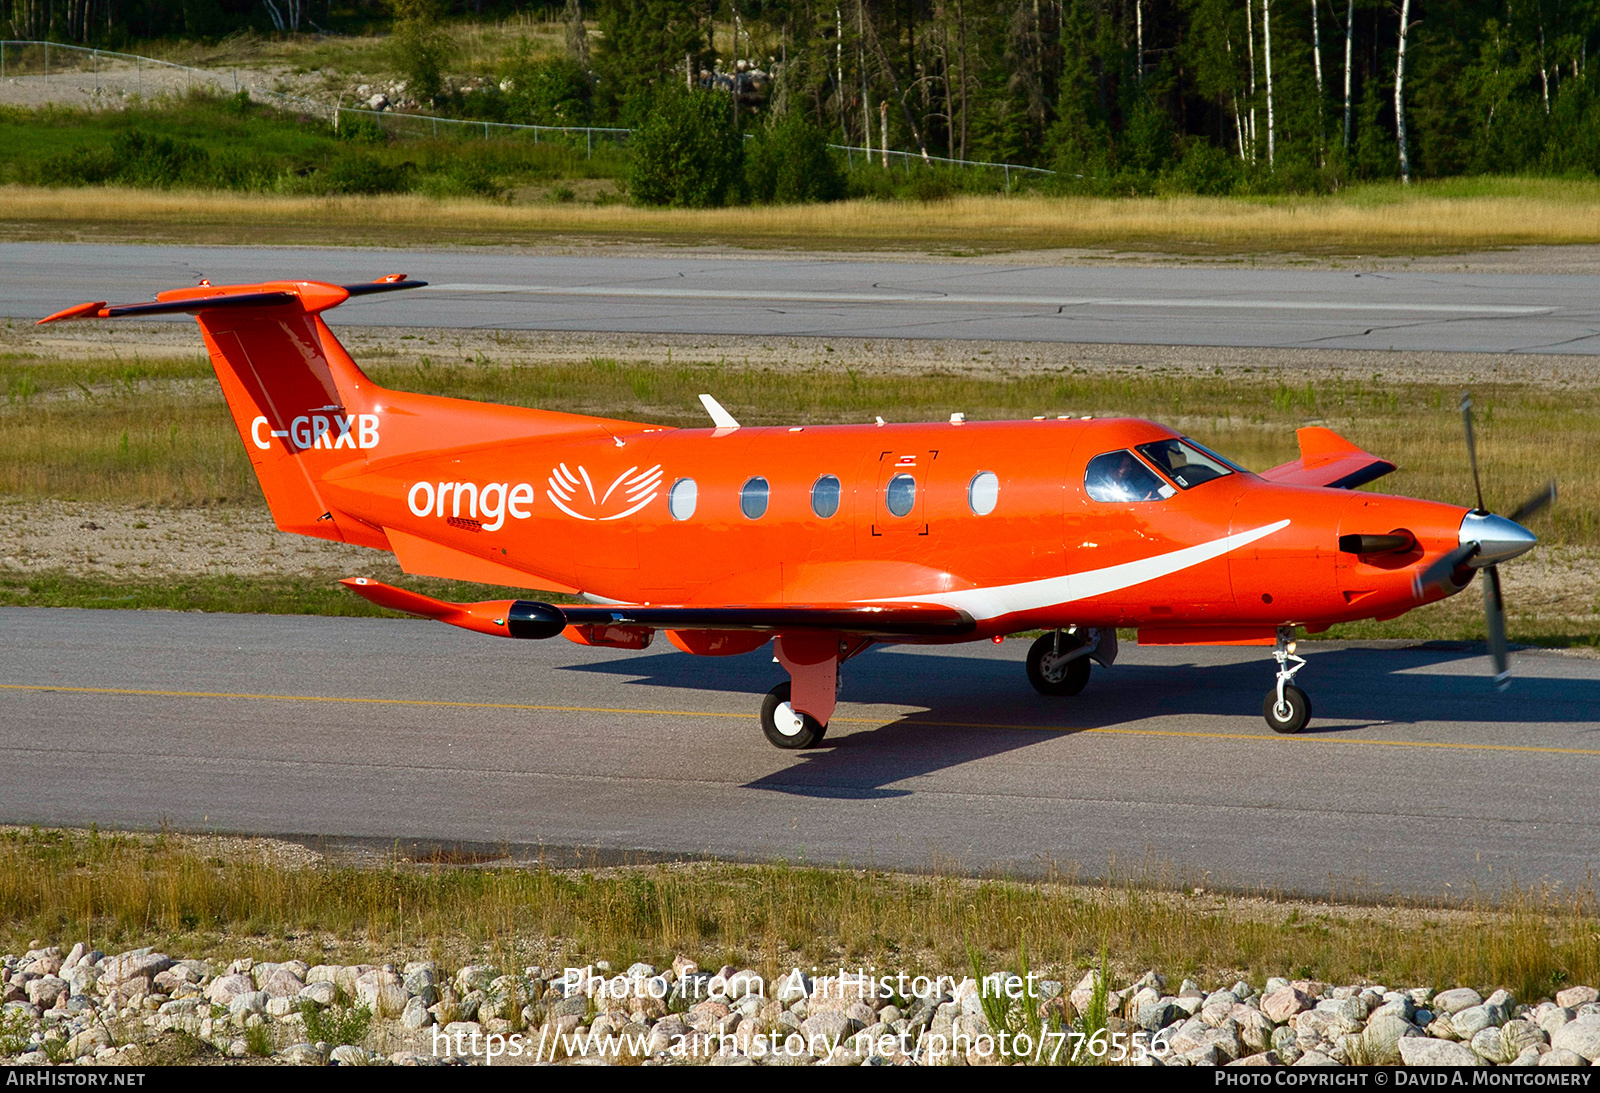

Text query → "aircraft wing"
[1259,426,1396,490]
[341,578,975,639]
[558,602,975,637]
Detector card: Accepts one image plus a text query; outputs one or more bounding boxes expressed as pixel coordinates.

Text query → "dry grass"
[6,180,1600,253]
[5,341,1594,642]
[3,350,1591,541]
[1,827,1594,1004]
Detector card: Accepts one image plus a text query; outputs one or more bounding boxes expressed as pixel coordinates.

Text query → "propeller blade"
[1506,481,1557,526]
[1483,564,1509,690]
[1412,542,1479,600]
[1460,391,1487,513]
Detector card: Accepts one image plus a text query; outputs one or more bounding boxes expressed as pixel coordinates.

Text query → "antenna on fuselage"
[698,394,740,430]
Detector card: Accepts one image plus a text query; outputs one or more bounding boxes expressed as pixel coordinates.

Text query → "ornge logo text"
[406,481,536,532]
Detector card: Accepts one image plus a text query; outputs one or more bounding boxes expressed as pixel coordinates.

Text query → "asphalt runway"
[3,606,1596,898]
[6,242,1600,353]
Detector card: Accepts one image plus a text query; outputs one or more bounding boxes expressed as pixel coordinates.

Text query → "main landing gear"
[761,681,826,749]
[1263,626,1312,734]
[1025,627,1117,696]
[760,633,849,750]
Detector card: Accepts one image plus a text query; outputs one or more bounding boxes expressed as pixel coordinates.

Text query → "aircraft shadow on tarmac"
[560,645,1600,800]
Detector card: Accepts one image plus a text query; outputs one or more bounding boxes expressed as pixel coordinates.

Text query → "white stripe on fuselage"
[879,520,1291,621]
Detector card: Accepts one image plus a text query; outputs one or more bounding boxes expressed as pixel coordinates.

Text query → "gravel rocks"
[1399,1038,1481,1066]
[0,940,1595,1067]
[1551,1021,1600,1062]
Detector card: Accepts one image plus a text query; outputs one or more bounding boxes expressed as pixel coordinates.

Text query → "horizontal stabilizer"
[1260,426,1395,490]
[342,578,975,640]
[37,276,426,325]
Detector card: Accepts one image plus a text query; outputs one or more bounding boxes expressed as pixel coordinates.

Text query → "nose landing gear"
[1263,626,1312,734]
[1026,627,1117,696]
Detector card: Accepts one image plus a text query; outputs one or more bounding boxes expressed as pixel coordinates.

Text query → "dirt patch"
[0,499,377,578]
[16,318,1600,391]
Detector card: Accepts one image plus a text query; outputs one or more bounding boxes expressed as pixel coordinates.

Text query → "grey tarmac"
[5,242,1600,353]
[1,607,1597,899]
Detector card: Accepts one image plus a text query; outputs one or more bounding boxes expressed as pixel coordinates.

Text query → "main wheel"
[1263,684,1312,734]
[1026,633,1092,696]
[761,681,827,749]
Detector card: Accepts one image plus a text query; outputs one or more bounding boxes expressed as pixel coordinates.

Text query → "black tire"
[1263,684,1312,734]
[1026,633,1092,696]
[761,681,827,749]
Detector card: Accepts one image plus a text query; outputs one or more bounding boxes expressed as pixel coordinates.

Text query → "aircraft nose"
[1459,511,1537,566]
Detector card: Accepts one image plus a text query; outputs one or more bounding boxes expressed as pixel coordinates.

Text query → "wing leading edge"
[341,578,976,640]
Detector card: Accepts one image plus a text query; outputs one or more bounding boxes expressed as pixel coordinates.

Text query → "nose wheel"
[1264,627,1312,734]
[1026,631,1093,696]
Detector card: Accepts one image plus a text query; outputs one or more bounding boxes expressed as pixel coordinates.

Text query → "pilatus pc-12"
[40,277,1553,746]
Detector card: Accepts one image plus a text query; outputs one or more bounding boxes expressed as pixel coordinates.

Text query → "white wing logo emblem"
[546,463,662,521]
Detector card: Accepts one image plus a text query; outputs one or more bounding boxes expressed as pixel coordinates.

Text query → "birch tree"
[1395,0,1413,181]
[1263,0,1275,166]
[1342,0,1354,147]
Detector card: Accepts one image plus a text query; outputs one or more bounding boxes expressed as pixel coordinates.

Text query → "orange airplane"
[40,277,1554,746]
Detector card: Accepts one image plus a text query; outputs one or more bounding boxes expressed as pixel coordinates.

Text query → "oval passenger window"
[885,473,916,518]
[811,475,841,519]
[968,471,999,515]
[668,478,698,520]
[741,477,770,519]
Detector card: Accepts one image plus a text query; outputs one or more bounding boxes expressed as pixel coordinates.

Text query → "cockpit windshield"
[1085,450,1176,503]
[1135,438,1239,490]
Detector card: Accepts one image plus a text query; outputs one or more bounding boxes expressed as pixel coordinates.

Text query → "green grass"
[112,19,571,80]
[0,570,580,615]
[0,826,1593,1007]
[0,93,625,199]
[299,998,371,1049]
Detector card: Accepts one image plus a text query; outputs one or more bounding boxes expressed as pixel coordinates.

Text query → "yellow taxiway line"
[2,682,1598,758]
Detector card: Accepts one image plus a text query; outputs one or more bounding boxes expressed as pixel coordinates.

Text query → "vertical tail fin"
[39,276,423,546]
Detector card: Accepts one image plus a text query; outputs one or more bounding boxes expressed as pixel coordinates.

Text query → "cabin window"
[668,478,698,520]
[1084,450,1174,503]
[885,473,917,518]
[811,475,842,519]
[741,477,770,519]
[968,471,999,515]
[1135,438,1237,490]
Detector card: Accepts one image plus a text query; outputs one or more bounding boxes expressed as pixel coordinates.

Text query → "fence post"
[93,50,98,94]
[586,129,592,158]
[137,56,141,96]
[2,42,6,81]
[44,41,48,84]
[1004,165,1011,194]
[233,68,237,93]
